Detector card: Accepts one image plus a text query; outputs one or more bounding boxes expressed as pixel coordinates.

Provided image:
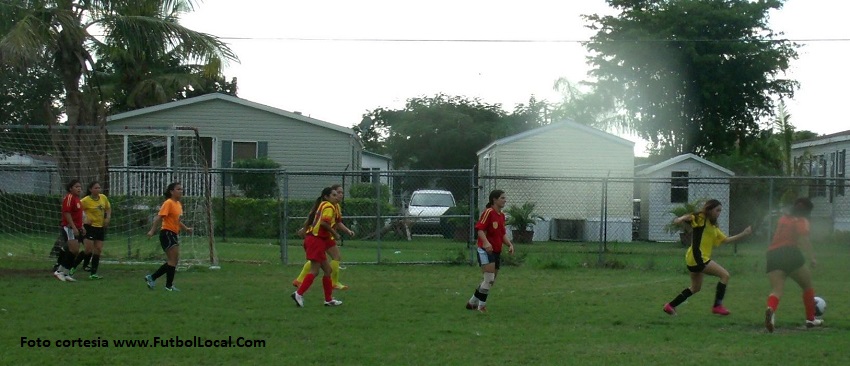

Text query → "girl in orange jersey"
[145,182,193,292]
[764,198,822,332]
[291,187,343,307]
[465,189,514,312]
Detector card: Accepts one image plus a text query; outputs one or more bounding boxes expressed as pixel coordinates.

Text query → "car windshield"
[410,193,454,207]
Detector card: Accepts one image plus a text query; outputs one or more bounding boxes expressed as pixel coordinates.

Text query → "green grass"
[2,239,848,365]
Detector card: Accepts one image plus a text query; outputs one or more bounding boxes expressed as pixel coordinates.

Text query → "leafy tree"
[583,0,798,157]
[0,0,237,184]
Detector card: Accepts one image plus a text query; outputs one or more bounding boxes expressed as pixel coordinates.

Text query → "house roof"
[636,153,735,177]
[106,93,354,135]
[791,129,850,149]
[476,119,635,156]
[362,150,392,161]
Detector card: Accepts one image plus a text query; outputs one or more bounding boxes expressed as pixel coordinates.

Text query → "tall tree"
[357,94,547,170]
[583,0,798,157]
[0,0,237,183]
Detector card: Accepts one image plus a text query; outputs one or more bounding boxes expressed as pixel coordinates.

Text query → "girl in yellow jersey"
[79,181,111,279]
[292,184,354,290]
[662,199,751,316]
[145,182,192,292]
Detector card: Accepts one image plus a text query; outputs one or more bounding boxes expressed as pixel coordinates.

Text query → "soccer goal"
[0,125,217,268]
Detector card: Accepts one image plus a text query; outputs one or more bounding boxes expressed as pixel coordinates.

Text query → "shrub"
[232,158,281,198]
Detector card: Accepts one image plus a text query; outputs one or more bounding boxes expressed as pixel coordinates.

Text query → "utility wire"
[215,36,850,43]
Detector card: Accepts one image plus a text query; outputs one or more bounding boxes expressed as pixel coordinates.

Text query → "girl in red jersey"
[291,187,343,307]
[764,198,822,332]
[662,199,751,316]
[53,179,85,282]
[144,182,192,292]
[466,189,514,312]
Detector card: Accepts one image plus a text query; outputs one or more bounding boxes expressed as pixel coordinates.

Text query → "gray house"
[791,130,849,232]
[635,153,734,242]
[477,120,635,242]
[105,93,362,198]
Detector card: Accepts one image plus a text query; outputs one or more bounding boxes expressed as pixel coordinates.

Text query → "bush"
[349,183,390,200]
[232,158,281,198]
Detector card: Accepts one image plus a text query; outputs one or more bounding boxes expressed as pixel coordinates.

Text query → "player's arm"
[722,226,752,244]
[319,206,339,239]
[147,215,163,238]
[104,200,111,227]
[502,234,514,255]
[672,213,693,225]
[335,221,355,237]
[477,229,492,253]
[64,211,79,235]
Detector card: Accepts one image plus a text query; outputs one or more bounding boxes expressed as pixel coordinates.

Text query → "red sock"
[298,273,316,295]
[767,294,779,311]
[322,275,333,301]
[803,288,816,321]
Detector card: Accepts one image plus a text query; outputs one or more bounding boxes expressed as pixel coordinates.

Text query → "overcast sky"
[181,0,850,156]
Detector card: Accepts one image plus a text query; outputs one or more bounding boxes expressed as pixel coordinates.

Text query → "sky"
[180,0,850,156]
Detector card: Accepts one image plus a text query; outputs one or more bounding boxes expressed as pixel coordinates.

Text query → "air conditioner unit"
[552,219,584,241]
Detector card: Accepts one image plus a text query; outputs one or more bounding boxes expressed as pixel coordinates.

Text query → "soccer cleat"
[164,286,180,292]
[83,265,92,272]
[89,274,103,280]
[805,318,823,328]
[477,305,487,313]
[144,275,155,289]
[333,283,349,291]
[466,302,478,310]
[53,271,66,282]
[711,305,730,316]
[63,274,76,282]
[291,292,304,308]
[69,267,76,276]
[292,280,301,288]
[663,303,677,316]
[324,299,343,306]
[765,307,775,333]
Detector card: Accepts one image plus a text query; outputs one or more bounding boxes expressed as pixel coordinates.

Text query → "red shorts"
[304,235,331,262]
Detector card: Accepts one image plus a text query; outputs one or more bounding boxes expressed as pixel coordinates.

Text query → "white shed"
[791,130,849,232]
[635,153,734,241]
[476,120,635,242]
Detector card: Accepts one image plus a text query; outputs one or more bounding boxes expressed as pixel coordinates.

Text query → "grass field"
[2,238,848,365]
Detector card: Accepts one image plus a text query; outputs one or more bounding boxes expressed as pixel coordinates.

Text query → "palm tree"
[0,0,238,183]
[773,100,794,175]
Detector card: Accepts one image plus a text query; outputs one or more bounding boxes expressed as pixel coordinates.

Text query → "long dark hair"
[164,182,181,199]
[700,199,722,225]
[65,179,80,193]
[790,197,814,218]
[86,181,100,196]
[305,187,335,227]
[486,189,505,209]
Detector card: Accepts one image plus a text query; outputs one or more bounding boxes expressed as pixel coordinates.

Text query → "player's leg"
[326,245,347,290]
[702,261,731,314]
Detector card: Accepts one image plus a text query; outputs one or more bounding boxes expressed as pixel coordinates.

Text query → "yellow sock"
[331,260,341,286]
[295,261,311,282]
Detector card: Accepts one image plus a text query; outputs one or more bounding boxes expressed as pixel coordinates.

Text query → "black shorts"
[83,225,106,241]
[687,260,711,273]
[159,229,180,251]
[766,246,805,273]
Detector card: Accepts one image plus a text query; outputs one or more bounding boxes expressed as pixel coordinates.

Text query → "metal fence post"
[281,171,289,265]
[374,170,382,264]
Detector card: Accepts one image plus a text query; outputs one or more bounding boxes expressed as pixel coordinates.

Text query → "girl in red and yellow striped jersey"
[291,187,343,307]
[292,184,354,290]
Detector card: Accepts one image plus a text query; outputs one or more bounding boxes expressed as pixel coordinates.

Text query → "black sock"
[670,288,693,307]
[90,255,100,274]
[83,253,92,268]
[71,251,87,269]
[61,251,74,271]
[165,265,176,288]
[151,263,169,280]
[714,282,727,306]
[474,288,488,303]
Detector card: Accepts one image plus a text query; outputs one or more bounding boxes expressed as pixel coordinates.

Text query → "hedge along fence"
[0,193,167,235]
[212,197,398,239]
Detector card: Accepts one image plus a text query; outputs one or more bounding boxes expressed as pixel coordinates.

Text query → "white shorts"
[62,226,78,241]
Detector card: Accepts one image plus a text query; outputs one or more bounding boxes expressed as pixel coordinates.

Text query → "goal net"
[0,125,217,269]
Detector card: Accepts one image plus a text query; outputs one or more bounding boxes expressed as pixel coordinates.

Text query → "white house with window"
[791,130,849,232]
[635,153,734,241]
[106,93,362,198]
[360,151,391,186]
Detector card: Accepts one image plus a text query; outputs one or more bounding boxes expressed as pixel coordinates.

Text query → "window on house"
[837,149,846,196]
[361,168,380,183]
[670,171,689,203]
[128,135,167,167]
[810,155,827,198]
[233,141,258,162]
